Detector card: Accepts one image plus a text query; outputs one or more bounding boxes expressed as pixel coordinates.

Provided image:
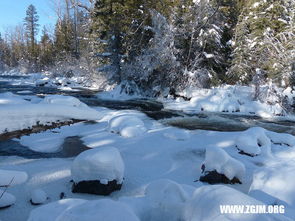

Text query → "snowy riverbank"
[1,107,295,220]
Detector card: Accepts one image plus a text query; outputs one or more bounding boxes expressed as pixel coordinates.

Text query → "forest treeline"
[0,0,295,96]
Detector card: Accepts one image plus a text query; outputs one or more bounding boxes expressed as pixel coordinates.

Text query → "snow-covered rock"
[0,190,16,209]
[28,199,140,221]
[235,127,271,156]
[30,189,47,205]
[163,85,287,117]
[121,179,189,221]
[183,185,289,221]
[0,169,28,187]
[0,94,101,133]
[201,146,245,183]
[71,147,124,195]
[143,179,188,221]
[266,130,295,147]
[35,77,50,87]
[108,114,147,138]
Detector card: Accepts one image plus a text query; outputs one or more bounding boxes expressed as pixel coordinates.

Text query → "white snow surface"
[162,85,295,118]
[183,185,291,221]
[0,169,28,187]
[28,198,140,221]
[203,146,245,180]
[30,189,47,205]
[108,114,147,138]
[1,101,295,221]
[71,146,125,184]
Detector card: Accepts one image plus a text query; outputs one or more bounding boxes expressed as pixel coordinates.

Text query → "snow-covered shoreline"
[1,73,295,221]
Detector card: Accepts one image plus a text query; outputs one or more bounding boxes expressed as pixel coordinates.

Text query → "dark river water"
[1,74,295,158]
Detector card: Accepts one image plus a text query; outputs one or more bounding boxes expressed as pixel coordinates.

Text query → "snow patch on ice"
[0,169,28,187]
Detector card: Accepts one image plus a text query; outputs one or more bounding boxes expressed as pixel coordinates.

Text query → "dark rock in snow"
[59,192,65,199]
[72,179,122,196]
[200,170,242,184]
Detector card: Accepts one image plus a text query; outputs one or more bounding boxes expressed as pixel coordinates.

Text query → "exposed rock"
[200,170,242,184]
[72,179,122,196]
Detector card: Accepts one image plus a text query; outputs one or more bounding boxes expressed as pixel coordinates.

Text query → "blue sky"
[0,0,57,39]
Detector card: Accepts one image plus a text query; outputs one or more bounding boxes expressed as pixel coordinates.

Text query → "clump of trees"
[1,0,295,96]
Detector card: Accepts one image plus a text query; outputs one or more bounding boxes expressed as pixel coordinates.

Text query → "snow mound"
[28,199,139,221]
[27,199,87,221]
[163,129,190,141]
[41,95,87,108]
[108,115,147,138]
[121,179,189,221]
[0,92,28,105]
[0,169,28,187]
[266,130,295,147]
[143,179,188,221]
[30,189,47,205]
[0,94,101,133]
[0,190,16,208]
[71,146,124,184]
[235,127,271,156]
[163,85,286,117]
[183,185,289,221]
[203,146,245,181]
[189,90,240,113]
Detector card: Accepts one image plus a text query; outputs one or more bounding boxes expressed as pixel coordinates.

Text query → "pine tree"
[40,26,54,68]
[54,16,75,57]
[228,0,294,84]
[24,4,39,65]
[89,0,178,85]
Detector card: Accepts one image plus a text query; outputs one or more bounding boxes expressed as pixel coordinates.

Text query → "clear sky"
[0,0,57,39]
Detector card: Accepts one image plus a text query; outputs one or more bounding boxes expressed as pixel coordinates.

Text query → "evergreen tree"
[228,0,294,84]
[24,4,39,65]
[40,26,54,68]
[54,16,75,57]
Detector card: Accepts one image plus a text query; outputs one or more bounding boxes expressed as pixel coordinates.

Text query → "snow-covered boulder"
[200,146,245,184]
[71,147,124,195]
[121,179,189,221]
[235,127,271,156]
[35,77,50,87]
[30,189,48,205]
[183,185,289,221]
[266,130,295,147]
[108,115,146,138]
[0,190,16,209]
[28,199,140,221]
